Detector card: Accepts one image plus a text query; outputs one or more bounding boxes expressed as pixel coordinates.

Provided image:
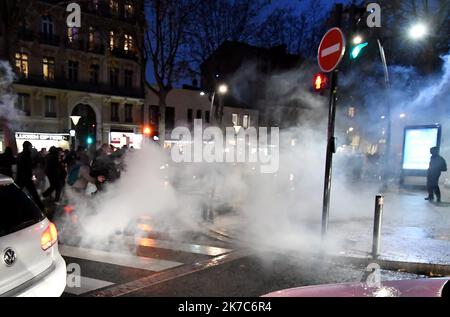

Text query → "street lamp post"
[378,22,428,190]
[376,37,392,191]
[69,115,81,150]
[201,84,228,126]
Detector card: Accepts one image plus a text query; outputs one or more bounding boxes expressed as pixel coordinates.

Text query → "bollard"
[372,195,384,258]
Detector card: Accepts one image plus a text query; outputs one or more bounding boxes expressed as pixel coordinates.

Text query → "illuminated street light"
[69,115,82,150]
[70,115,81,126]
[409,23,427,40]
[352,35,363,45]
[218,84,228,95]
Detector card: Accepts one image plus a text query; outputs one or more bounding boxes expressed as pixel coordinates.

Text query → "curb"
[205,223,450,277]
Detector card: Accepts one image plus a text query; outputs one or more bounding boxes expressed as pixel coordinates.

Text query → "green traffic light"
[350,42,368,59]
[87,136,93,145]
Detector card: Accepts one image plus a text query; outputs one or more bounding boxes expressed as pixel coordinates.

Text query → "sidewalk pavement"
[206,188,450,275]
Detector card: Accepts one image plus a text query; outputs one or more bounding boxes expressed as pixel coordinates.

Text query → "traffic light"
[350,42,368,60]
[86,136,93,145]
[312,72,328,92]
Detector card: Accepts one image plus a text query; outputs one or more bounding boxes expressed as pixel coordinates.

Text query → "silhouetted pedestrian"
[16,141,45,211]
[0,147,16,178]
[425,147,447,203]
[42,147,64,203]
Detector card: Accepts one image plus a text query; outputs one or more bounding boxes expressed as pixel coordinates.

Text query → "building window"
[187,109,193,124]
[125,104,133,123]
[111,102,119,122]
[89,0,99,11]
[110,0,119,14]
[43,57,55,80]
[41,16,54,35]
[232,113,239,126]
[124,34,133,51]
[15,52,29,78]
[166,107,175,132]
[88,27,95,49]
[45,96,56,118]
[149,105,159,124]
[205,111,210,123]
[196,110,202,119]
[124,70,133,88]
[16,93,30,116]
[67,27,79,43]
[124,1,134,18]
[89,64,99,84]
[243,114,250,129]
[110,67,119,88]
[348,106,356,118]
[68,61,79,82]
[109,31,118,50]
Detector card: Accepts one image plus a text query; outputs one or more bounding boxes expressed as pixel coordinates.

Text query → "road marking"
[64,276,114,296]
[321,43,340,57]
[60,245,183,272]
[130,237,233,256]
[89,249,251,297]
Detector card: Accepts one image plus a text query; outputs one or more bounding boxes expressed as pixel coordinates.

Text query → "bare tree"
[0,0,34,61]
[185,0,268,75]
[379,0,450,72]
[144,0,199,143]
[254,0,328,57]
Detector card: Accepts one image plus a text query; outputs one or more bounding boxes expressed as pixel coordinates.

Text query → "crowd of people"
[0,142,132,212]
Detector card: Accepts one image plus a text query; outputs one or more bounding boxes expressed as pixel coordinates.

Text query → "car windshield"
[0,184,45,237]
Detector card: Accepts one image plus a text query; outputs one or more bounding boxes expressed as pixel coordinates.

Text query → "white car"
[0,174,66,297]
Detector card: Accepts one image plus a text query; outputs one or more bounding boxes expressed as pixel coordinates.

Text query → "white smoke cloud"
[61,52,450,259]
[0,61,20,127]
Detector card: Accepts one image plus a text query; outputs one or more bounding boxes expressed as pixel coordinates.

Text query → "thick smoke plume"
[0,61,20,129]
[63,52,450,257]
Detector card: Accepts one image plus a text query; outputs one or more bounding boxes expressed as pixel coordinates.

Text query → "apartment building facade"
[0,0,145,152]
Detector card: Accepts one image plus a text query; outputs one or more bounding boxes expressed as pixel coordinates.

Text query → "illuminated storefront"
[15,132,70,152]
[109,131,143,149]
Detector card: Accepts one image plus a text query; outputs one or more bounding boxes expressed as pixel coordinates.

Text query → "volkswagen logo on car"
[3,248,17,267]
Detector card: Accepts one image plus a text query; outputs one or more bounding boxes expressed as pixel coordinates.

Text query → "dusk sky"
[146,0,357,88]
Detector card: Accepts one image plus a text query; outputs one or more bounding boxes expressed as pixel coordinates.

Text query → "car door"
[0,184,54,295]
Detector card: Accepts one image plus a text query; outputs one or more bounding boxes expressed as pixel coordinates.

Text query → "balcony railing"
[16,75,144,99]
[39,33,60,46]
[87,44,106,55]
[45,112,57,118]
[17,29,34,42]
[64,39,85,51]
[110,48,138,61]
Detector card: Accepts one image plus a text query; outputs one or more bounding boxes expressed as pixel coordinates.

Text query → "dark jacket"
[45,150,63,180]
[0,152,16,177]
[16,149,34,183]
[427,155,447,181]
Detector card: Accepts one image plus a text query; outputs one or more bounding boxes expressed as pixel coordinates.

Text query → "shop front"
[109,131,143,149]
[15,132,70,152]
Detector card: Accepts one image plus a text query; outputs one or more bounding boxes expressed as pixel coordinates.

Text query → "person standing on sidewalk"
[425,147,447,203]
[16,141,45,211]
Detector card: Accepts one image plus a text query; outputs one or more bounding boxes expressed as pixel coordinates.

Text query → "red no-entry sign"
[317,27,346,73]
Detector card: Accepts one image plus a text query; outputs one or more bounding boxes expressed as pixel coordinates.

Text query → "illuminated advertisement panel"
[402,125,441,170]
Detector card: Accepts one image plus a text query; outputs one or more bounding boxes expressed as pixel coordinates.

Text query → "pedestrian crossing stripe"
[64,276,114,295]
[131,237,233,257]
[59,245,183,272]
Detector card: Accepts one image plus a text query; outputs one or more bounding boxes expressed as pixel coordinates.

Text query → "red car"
[262,278,450,297]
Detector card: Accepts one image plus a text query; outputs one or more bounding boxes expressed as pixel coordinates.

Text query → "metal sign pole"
[321,69,338,238]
